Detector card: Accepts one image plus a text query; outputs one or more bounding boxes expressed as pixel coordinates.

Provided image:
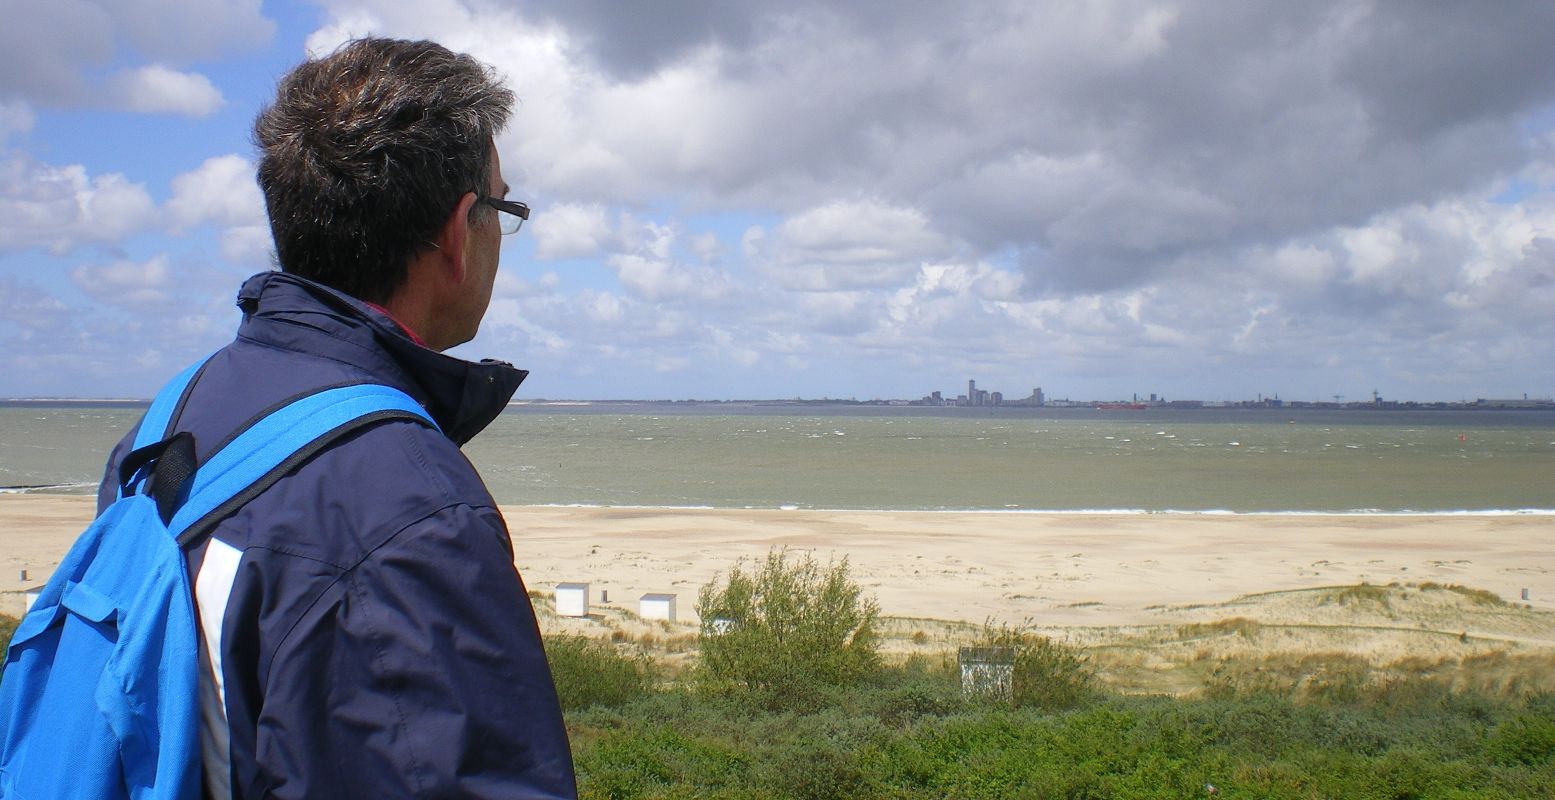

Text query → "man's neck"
[363,301,428,347]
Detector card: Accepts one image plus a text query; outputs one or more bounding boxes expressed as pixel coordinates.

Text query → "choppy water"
[4,403,1554,513]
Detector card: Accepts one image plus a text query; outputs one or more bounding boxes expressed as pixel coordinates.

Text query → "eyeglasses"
[481,196,529,235]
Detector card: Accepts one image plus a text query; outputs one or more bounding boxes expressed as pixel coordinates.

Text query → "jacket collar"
[235,271,526,446]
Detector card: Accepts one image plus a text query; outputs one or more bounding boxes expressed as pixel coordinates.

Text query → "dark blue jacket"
[98,272,576,799]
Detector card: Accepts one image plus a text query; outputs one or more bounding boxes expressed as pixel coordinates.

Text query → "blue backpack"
[0,358,435,799]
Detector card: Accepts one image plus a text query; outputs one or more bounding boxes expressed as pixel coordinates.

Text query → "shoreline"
[5,495,1551,631]
[514,502,1555,517]
[8,490,1555,518]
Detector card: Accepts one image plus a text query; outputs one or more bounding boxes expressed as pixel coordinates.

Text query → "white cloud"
[108,65,224,117]
[0,155,157,253]
[607,253,731,302]
[790,291,874,335]
[688,232,720,262]
[0,278,72,338]
[220,225,274,267]
[304,6,386,56]
[777,200,947,265]
[0,102,35,144]
[167,154,264,230]
[748,199,951,291]
[70,254,177,311]
[597,219,737,302]
[530,202,614,260]
[583,289,624,322]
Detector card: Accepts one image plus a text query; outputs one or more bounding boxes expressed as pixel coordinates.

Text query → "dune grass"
[544,577,1555,797]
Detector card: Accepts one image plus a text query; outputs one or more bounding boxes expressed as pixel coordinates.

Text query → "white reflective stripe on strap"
[195,537,242,800]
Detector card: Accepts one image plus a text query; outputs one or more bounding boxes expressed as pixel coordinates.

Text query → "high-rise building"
[968,379,977,406]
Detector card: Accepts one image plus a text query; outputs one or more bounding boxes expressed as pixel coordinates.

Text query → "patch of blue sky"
[984,244,1023,273]
[1518,101,1555,136]
[1492,178,1541,205]
[22,110,248,194]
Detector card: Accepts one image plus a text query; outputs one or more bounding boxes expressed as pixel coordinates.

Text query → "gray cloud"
[470,0,1555,300]
[8,0,1553,400]
[0,0,114,104]
[510,0,763,80]
[0,0,272,108]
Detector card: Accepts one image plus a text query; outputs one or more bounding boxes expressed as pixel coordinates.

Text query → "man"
[96,39,576,798]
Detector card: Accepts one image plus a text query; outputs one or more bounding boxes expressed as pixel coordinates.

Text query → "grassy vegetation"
[546,567,1555,798]
[558,649,1555,799]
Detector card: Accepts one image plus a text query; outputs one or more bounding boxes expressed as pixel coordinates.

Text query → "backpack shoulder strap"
[133,354,214,451]
[166,384,438,547]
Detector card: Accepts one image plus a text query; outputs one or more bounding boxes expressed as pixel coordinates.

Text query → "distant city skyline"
[900,378,1555,410]
[500,379,1552,409]
[2,2,1554,402]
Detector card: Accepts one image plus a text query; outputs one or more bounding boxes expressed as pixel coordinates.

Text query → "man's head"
[254,38,514,306]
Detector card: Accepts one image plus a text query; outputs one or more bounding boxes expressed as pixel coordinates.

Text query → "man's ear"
[437,192,481,283]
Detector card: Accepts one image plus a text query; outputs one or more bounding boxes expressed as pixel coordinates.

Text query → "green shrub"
[696,549,880,707]
[978,624,1095,712]
[752,737,882,800]
[575,725,750,799]
[562,682,1555,798]
[1487,715,1555,767]
[544,634,654,713]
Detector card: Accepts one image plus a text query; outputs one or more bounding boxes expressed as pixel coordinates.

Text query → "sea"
[3,402,1554,514]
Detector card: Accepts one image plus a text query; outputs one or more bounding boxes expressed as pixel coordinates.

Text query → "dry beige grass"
[531,581,1555,699]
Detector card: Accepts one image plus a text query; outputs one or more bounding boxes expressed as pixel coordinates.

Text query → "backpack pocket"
[61,579,122,628]
[0,579,129,799]
[4,579,121,655]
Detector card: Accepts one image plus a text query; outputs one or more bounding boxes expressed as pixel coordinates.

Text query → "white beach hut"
[639,593,677,622]
[554,582,590,617]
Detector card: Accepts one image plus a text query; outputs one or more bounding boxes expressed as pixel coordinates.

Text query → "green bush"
[978,624,1095,712]
[1487,715,1555,767]
[575,725,749,799]
[696,549,880,707]
[544,634,654,712]
[561,675,1555,799]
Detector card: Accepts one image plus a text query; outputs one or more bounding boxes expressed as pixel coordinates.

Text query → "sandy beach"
[3,495,1551,629]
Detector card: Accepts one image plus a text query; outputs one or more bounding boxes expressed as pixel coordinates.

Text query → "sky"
[3,1,1555,403]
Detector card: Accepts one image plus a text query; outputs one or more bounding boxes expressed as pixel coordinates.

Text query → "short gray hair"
[255,38,514,302]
